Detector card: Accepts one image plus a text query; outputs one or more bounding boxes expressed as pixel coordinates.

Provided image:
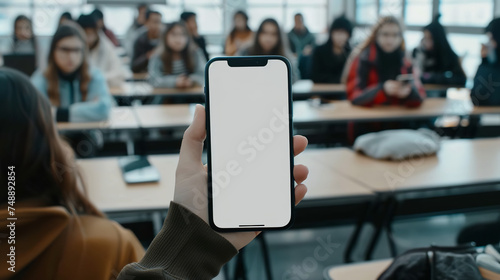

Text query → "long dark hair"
[13,15,37,57]
[0,67,104,217]
[423,14,463,72]
[249,18,285,56]
[230,10,251,41]
[45,23,91,106]
[91,8,108,32]
[486,17,500,65]
[160,22,194,74]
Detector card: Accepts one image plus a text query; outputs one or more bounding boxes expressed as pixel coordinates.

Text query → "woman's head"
[422,15,460,69]
[48,24,87,74]
[375,16,404,53]
[233,11,249,31]
[0,68,102,217]
[164,22,189,52]
[14,15,33,41]
[252,18,284,55]
[45,23,90,106]
[160,22,194,74]
[328,15,352,50]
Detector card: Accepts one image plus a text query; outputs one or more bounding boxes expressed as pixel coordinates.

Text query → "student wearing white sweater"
[77,14,129,87]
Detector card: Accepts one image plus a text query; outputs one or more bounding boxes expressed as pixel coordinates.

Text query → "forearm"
[350,83,386,106]
[117,201,238,280]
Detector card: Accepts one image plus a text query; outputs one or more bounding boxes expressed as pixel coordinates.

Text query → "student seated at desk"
[0,67,144,279]
[344,16,426,107]
[471,18,500,106]
[239,18,300,82]
[77,14,128,87]
[310,15,353,84]
[148,22,205,88]
[91,8,120,47]
[3,15,41,67]
[131,10,163,73]
[224,10,254,56]
[31,23,112,122]
[124,3,148,57]
[412,15,466,86]
[181,11,209,61]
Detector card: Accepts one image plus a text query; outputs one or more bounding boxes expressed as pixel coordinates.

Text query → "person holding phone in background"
[344,16,426,107]
[31,23,112,122]
[412,15,466,86]
[148,22,205,88]
[471,18,500,106]
[310,15,353,84]
[239,18,300,82]
[131,10,163,73]
[224,11,254,56]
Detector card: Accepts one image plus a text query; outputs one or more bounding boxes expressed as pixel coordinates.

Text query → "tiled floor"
[215,210,500,280]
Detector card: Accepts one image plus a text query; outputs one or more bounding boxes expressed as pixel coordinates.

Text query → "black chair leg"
[258,233,273,280]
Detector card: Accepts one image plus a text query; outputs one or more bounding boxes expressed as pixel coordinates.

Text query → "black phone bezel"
[204,56,295,232]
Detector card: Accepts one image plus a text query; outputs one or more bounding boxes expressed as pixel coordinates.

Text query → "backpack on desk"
[377,244,483,280]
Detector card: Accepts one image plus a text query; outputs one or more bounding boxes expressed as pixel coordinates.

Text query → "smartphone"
[118,156,160,184]
[396,74,414,85]
[205,56,294,232]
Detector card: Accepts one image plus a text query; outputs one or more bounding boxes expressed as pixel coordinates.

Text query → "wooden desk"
[110,82,204,97]
[110,81,347,100]
[324,138,500,260]
[78,149,373,213]
[295,149,373,199]
[317,138,500,192]
[127,72,149,81]
[325,259,392,280]
[56,107,139,131]
[133,104,196,129]
[294,98,477,124]
[126,99,500,130]
[78,155,178,213]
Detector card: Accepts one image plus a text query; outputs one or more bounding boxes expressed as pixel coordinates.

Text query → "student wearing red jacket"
[344,16,426,107]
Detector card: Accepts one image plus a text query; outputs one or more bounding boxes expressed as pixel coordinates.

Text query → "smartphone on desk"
[205,56,294,232]
[118,156,160,184]
[396,74,414,85]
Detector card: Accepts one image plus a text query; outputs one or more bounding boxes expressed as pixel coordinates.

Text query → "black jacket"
[471,58,500,106]
[310,42,350,84]
[131,32,158,73]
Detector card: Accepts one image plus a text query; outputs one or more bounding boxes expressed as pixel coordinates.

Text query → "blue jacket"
[31,67,112,122]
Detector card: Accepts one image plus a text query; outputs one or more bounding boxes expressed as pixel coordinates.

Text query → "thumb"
[178,104,206,169]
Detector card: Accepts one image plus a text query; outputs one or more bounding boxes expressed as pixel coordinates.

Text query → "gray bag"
[353,128,441,161]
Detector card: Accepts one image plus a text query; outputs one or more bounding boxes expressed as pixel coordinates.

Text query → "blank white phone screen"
[208,58,292,229]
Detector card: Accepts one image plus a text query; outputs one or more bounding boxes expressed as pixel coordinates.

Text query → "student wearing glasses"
[31,23,112,122]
